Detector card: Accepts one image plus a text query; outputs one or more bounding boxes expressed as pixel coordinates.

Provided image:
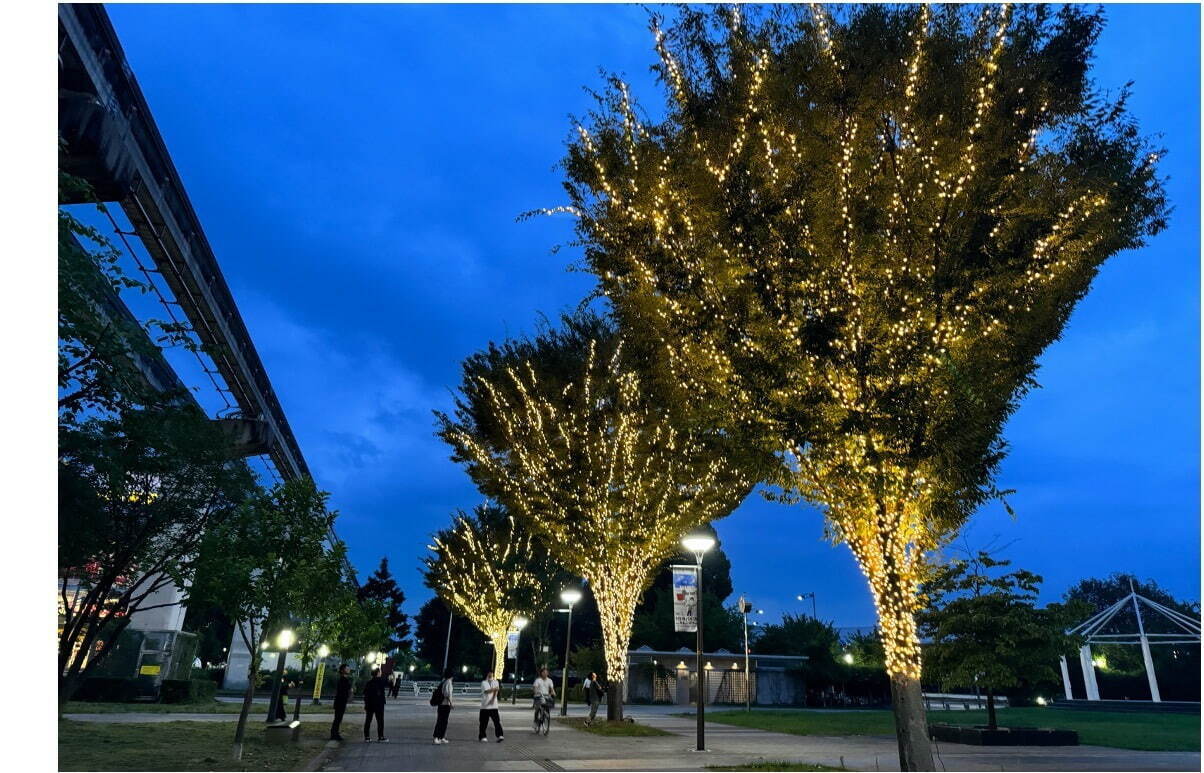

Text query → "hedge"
[159,678,217,704]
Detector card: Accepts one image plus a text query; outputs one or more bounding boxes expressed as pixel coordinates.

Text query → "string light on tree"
[552,5,1166,770]
[423,505,547,680]
[437,314,750,720]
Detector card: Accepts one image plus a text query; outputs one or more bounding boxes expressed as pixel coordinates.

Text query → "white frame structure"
[1061,583,1200,703]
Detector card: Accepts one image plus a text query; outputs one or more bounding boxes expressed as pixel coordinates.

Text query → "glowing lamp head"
[275,629,295,650]
[317,644,330,659]
[461,665,468,673]
[408,665,415,672]
[560,588,583,606]
[1035,696,1047,706]
[513,616,529,631]
[842,653,854,665]
[682,531,715,558]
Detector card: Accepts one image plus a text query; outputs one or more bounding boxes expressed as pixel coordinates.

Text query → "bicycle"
[532,696,553,736]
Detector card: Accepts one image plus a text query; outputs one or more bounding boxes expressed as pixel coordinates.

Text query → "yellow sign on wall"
[139,664,161,676]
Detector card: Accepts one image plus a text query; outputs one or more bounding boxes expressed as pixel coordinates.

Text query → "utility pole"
[442,610,454,674]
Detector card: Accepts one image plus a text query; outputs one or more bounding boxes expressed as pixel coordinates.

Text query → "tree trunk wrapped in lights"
[551,6,1166,768]
[438,314,749,719]
[423,505,547,679]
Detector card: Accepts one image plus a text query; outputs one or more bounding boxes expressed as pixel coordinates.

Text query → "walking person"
[390,671,402,699]
[363,667,389,743]
[329,664,352,742]
[478,668,504,742]
[431,667,455,744]
[532,667,556,733]
[583,672,605,726]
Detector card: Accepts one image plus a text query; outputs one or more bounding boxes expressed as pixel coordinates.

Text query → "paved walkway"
[315,700,1199,772]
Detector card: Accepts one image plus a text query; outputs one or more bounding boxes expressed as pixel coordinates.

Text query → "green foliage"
[58,171,166,424]
[58,402,255,700]
[918,552,1085,714]
[357,557,412,652]
[755,615,844,685]
[189,478,340,679]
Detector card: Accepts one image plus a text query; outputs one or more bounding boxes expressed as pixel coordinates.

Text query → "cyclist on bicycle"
[532,667,556,733]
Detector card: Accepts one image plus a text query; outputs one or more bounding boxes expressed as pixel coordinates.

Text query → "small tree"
[190,478,340,761]
[919,553,1084,728]
[357,557,412,653]
[438,314,750,718]
[423,504,549,680]
[557,6,1166,766]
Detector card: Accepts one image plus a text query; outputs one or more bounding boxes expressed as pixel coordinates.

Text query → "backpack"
[429,681,444,707]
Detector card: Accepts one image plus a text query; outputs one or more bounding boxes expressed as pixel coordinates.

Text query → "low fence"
[397,680,482,698]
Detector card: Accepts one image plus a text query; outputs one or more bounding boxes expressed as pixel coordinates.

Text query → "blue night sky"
[101,4,1200,630]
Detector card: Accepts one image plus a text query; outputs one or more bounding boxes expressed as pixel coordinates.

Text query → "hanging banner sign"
[506,631,520,659]
[671,564,700,633]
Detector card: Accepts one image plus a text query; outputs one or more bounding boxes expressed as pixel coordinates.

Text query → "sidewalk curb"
[302,739,342,772]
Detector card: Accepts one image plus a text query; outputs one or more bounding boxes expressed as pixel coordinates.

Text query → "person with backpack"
[478,668,504,742]
[431,667,455,744]
[329,664,352,742]
[363,667,389,743]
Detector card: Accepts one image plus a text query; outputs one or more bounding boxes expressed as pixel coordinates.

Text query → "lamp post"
[559,588,582,716]
[738,596,754,712]
[312,644,330,705]
[682,531,715,752]
[265,628,294,724]
[796,592,817,620]
[510,616,528,705]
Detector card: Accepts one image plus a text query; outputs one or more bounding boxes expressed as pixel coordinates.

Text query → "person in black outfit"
[274,680,291,721]
[432,667,455,744]
[363,667,389,742]
[329,664,352,742]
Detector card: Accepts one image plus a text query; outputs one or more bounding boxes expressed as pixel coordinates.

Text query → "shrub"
[159,678,217,704]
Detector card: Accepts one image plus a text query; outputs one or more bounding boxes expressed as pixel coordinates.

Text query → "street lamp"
[510,616,528,704]
[796,592,817,620]
[266,628,294,724]
[737,596,755,712]
[559,588,582,716]
[312,644,331,705]
[682,530,715,752]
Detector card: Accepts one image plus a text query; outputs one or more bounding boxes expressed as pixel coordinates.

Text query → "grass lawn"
[702,708,1200,752]
[708,763,845,771]
[557,717,674,736]
[62,700,334,715]
[59,719,326,771]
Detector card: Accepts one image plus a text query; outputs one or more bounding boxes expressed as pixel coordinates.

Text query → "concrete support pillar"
[1059,655,1074,701]
[1078,645,1100,701]
[1139,635,1162,702]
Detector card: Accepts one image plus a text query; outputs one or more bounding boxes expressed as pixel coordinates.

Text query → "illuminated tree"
[555,5,1166,766]
[438,314,749,718]
[423,504,547,680]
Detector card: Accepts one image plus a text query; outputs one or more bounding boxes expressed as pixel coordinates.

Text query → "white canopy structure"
[1060,582,1200,703]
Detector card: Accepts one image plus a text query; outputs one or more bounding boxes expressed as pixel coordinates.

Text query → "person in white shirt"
[532,667,556,731]
[478,669,504,742]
